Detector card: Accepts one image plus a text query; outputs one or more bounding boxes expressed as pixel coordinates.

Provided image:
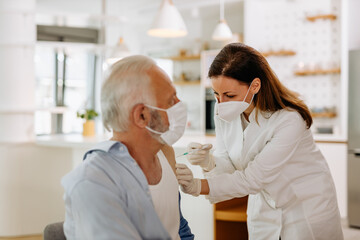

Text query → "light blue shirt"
[61,140,171,240]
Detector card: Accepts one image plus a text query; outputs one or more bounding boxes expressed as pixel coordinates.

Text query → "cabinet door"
[317,142,347,218]
[214,196,248,240]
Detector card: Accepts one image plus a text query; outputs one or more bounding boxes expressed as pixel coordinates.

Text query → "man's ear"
[132,104,150,128]
[251,78,261,94]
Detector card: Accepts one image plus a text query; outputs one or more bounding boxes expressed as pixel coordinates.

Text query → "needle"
[176,152,189,158]
[175,144,212,158]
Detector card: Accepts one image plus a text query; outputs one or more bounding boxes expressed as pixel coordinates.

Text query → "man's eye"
[226,95,235,98]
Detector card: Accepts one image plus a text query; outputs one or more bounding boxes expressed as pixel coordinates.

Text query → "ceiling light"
[106,37,131,65]
[147,0,188,38]
[212,0,233,41]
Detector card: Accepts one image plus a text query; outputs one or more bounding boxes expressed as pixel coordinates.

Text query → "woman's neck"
[243,104,255,122]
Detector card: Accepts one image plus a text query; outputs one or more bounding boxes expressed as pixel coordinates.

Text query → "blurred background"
[0,0,360,239]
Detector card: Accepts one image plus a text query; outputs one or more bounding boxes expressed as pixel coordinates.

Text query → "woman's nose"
[215,96,221,103]
[218,96,228,103]
[174,96,180,104]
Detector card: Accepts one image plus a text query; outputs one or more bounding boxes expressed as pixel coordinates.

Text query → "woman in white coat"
[176,43,343,240]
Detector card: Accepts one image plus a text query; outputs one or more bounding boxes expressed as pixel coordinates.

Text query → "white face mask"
[217,82,255,122]
[145,101,187,145]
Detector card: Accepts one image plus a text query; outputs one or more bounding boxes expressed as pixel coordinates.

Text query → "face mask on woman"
[145,101,187,145]
[217,82,255,122]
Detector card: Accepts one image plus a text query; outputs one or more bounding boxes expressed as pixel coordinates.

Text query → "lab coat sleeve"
[69,180,142,240]
[204,115,236,179]
[207,112,306,203]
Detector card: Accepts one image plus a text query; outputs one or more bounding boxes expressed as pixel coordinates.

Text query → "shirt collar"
[93,140,120,152]
[248,109,256,123]
[83,140,125,160]
[248,109,273,124]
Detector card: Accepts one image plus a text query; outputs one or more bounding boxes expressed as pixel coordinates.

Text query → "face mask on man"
[145,101,187,145]
[217,82,255,122]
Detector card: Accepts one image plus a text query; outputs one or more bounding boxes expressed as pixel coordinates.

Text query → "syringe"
[175,144,212,158]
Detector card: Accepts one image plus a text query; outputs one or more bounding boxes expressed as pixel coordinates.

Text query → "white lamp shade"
[147,0,187,38]
[212,20,233,41]
[106,37,131,65]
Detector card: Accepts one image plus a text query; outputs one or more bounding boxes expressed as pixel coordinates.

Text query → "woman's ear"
[132,104,150,128]
[251,78,261,94]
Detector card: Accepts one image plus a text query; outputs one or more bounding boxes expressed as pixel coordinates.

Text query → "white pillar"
[0,0,36,142]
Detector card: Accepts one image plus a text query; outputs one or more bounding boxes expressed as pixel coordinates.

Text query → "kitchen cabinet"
[213,196,248,240]
[163,54,201,84]
[317,142,347,218]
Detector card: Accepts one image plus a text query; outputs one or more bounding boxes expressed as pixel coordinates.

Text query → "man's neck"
[111,130,162,173]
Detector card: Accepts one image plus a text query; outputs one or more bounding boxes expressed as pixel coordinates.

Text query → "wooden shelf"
[215,205,247,222]
[214,197,248,222]
[311,112,337,118]
[163,55,200,61]
[261,50,296,57]
[294,68,341,76]
[306,14,337,22]
[214,197,248,239]
[173,80,200,86]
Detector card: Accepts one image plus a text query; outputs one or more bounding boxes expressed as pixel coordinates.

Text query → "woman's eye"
[226,95,235,98]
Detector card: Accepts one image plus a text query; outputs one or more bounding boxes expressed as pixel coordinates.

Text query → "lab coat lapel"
[241,111,273,169]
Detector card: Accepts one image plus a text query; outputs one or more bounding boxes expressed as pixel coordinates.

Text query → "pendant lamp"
[147,0,187,38]
[212,0,232,41]
[106,37,131,65]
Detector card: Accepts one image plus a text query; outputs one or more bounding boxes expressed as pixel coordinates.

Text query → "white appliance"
[348,49,360,228]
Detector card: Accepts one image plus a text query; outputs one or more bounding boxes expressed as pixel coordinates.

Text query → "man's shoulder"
[61,154,114,196]
[61,146,128,196]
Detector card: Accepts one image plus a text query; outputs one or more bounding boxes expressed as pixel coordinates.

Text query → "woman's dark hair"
[208,43,312,128]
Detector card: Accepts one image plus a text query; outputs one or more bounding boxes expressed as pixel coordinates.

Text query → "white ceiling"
[36,0,244,25]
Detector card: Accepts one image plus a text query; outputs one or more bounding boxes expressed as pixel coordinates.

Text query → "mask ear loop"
[242,81,253,102]
[144,104,167,135]
[145,126,164,135]
[144,104,167,112]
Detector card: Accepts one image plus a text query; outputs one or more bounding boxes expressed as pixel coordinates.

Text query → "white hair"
[101,55,157,132]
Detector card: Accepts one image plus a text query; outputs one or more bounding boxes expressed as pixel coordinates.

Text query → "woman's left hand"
[175,163,201,196]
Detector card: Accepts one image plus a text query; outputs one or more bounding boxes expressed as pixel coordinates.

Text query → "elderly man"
[61,55,193,239]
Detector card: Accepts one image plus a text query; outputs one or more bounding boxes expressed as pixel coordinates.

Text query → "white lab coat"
[205,107,343,240]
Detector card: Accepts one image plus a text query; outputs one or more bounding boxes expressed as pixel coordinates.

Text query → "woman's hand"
[186,142,215,171]
[175,163,201,196]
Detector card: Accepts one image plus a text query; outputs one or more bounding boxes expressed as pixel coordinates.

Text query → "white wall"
[0,144,73,236]
[0,0,36,142]
[348,0,360,50]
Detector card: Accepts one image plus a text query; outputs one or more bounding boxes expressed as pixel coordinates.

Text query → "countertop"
[35,133,218,149]
[35,132,346,149]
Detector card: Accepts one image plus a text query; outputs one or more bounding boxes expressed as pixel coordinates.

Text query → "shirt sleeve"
[69,180,142,240]
[178,192,195,240]
[207,112,306,203]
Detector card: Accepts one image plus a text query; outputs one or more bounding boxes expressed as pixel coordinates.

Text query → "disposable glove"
[186,142,215,171]
[175,163,201,197]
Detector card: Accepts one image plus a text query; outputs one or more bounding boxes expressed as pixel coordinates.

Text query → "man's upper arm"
[161,145,176,174]
[70,180,142,240]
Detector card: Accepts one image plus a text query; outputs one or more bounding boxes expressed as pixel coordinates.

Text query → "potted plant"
[77,109,99,137]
